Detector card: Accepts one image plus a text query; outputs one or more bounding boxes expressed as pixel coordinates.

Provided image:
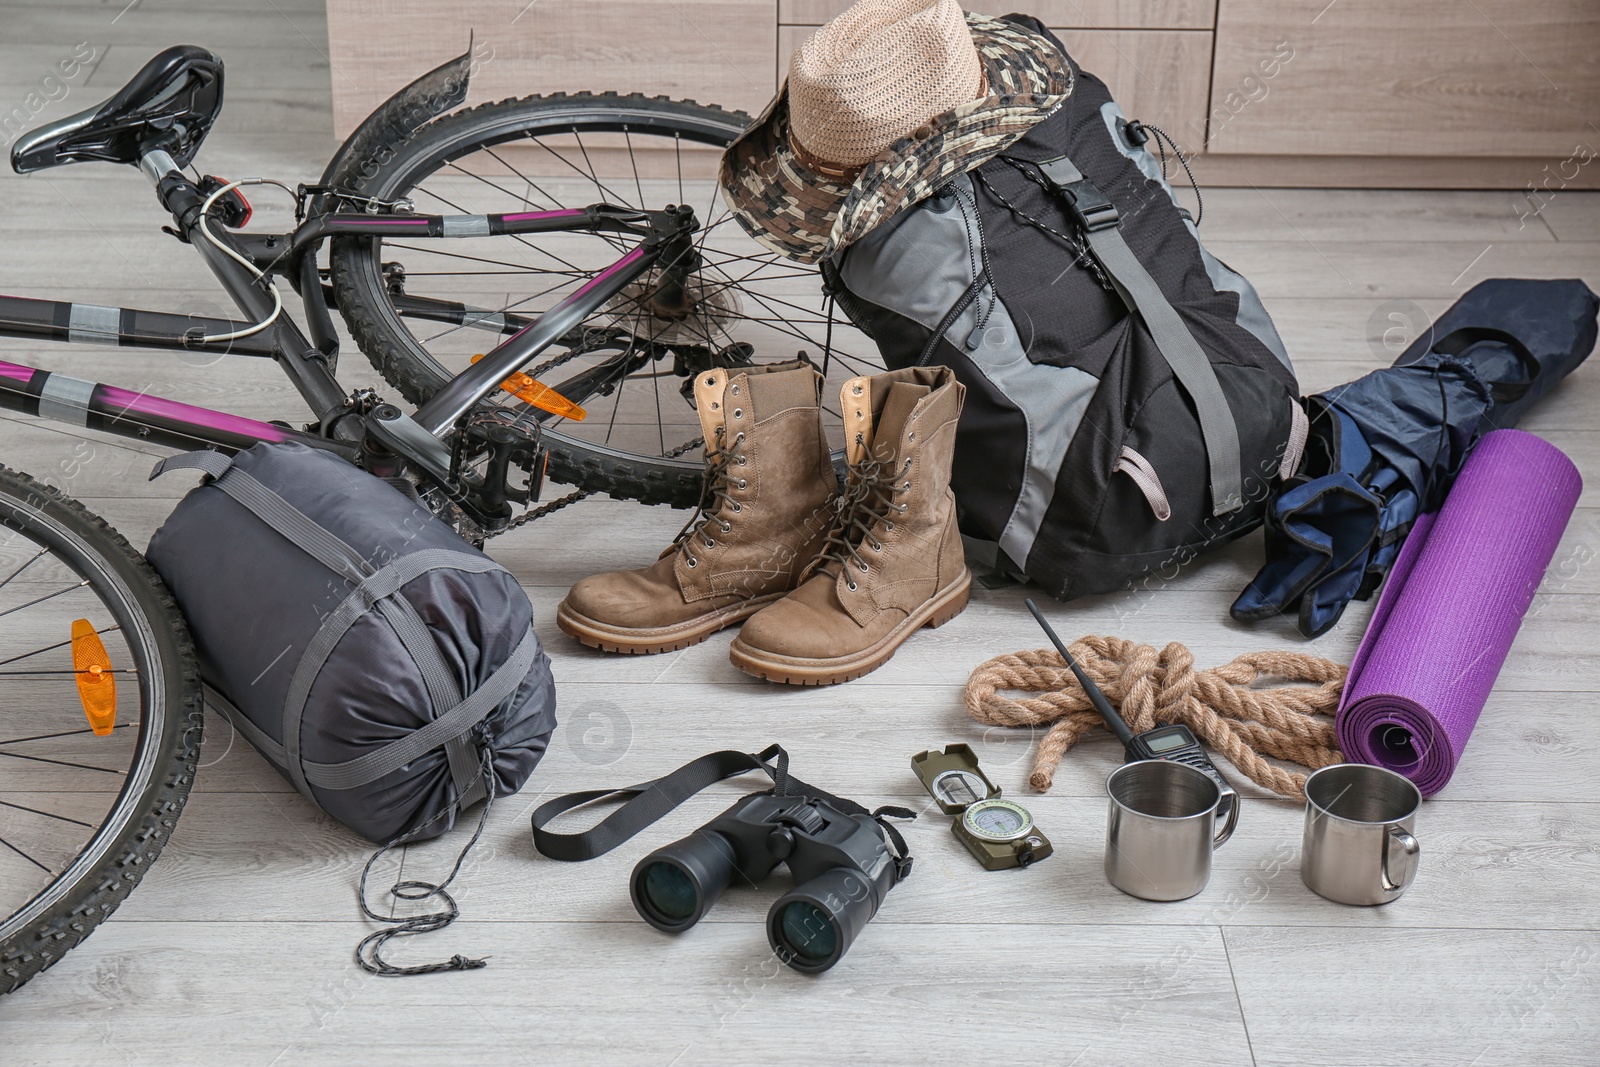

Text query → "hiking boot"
[729,365,970,684]
[556,360,837,654]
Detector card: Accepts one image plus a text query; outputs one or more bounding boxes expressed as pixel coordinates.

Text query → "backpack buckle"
[1036,156,1121,233]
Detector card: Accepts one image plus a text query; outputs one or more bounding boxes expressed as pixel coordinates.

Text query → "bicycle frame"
[0,147,687,507]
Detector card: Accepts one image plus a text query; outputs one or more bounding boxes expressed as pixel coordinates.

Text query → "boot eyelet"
[884,521,894,531]
[870,540,882,551]
[732,408,744,419]
[737,479,748,490]
[734,432,746,444]
[686,556,698,567]
[720,521,731,532]
[907,431,915,442]
[730,384,740,396]
[731,502,742,512]
[737,456,747,465]
[858,562,869,573]
[846,580,858,591]
[851,384,863,396]
[704,537,715,548]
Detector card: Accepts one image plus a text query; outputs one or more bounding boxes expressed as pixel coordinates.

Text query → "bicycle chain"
[472,331,711,539]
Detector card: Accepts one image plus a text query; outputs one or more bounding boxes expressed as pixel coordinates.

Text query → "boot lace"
[668,426,748,568]
[809,455,911,591]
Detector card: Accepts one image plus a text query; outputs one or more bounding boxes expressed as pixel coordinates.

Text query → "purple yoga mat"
[1337,429,1582,796]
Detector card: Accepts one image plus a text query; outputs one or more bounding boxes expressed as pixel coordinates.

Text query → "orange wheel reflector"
[71,619,117,736]
[471,354,587,421]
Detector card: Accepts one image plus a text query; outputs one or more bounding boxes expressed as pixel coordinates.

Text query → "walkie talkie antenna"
[1023,598,1134,746]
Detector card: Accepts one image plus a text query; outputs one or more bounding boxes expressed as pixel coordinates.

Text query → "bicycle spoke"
[480,147,571,212]
[525,136,633,253]
[623,127,646,211]
[0,548,49,593]
[0,722,138,747]
[438,160,550,214]
[0,799,93,829]
[383,241,589,278]
[0,749,122,774]
[406,182,596,276]
[0,580,91,621]
[0,625,118,670]
[675,133,685,207]
[414,272,579,346]
[0,668,139,677]
[0,835,50,874]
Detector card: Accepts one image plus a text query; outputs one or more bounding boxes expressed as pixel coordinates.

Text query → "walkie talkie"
[1024,599,1238,820]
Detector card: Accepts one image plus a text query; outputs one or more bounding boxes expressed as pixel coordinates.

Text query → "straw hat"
[720,1,1073,264]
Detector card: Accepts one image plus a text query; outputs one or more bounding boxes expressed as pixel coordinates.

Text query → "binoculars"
[629,791,904,973]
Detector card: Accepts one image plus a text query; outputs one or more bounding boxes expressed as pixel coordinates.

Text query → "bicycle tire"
[0,468,202,996]
[327,92,839,509]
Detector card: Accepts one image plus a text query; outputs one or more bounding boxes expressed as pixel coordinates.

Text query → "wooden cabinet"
[1208,0,1600,158]
[325,0,777,137]
[327,0,1600,188]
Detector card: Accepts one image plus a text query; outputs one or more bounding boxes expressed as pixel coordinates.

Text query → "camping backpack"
[825,17,1302,599]
[146,442,557,844]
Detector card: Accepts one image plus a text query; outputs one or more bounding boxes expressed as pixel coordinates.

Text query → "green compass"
[912,745,1053,870]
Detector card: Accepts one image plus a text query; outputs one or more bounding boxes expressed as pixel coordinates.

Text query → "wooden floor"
[2,3,1598,1065]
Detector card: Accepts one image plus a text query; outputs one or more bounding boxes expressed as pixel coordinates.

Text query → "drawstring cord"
[1133,121,1204,227]
[355,741,499,976]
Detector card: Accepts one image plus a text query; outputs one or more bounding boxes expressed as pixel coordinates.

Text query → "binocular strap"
[531,744,914,880]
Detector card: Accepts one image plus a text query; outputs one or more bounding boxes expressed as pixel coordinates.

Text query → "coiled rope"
[964,635,1348,799]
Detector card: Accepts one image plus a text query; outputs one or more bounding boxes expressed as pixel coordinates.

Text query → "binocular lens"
[638,862,698,923]
[630,831,738,932]
[767,867,879,974]
[776,901,838,962]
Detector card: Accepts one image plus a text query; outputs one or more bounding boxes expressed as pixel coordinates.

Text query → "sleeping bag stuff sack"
[824,16,1302,599]
[146,442,556,844]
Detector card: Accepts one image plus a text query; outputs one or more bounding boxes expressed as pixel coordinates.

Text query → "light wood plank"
[1226,927,1600,1067]
[1055,28,1213,155]
[1187,153,1600,192]
[1209,0,1600,158]
[0,919,1254,1067]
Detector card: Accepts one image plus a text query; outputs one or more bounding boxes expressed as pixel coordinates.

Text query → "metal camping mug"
[1300,763,1422,906]
[1105,760,1239,901]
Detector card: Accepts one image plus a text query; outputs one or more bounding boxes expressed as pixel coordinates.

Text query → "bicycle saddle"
[11,45,224,174]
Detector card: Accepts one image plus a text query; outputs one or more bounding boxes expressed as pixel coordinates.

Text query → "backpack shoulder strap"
[1034,155,1245,515]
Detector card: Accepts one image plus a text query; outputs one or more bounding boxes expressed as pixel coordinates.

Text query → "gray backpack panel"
[146,442,556,843]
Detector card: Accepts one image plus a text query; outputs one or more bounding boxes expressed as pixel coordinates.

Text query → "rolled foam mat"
[1337,429,1582,796]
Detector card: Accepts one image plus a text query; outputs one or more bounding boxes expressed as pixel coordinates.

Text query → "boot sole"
[727,570,972,685]
[556,592,787,655]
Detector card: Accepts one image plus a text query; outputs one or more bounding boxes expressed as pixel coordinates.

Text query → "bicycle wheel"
[0,467,202,995]
[328,92,884,508]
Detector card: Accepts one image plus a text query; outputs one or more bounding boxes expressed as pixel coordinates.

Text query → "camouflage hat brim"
[719,15,1073,264]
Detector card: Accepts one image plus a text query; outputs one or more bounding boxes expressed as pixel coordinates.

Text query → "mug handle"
[1381,825,1420,892]
[1212,793,1239,849]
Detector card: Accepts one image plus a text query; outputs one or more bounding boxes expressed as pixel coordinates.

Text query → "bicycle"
[0,43,879,994]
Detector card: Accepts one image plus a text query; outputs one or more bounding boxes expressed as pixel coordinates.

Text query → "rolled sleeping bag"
[1336,429,1581,795]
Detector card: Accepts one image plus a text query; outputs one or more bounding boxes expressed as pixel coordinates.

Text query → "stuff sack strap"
[531,745,915,880]
[154,450,507,811]
[1034,155,1245,515]
[152,449,373,582]
[301,625,539,791]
